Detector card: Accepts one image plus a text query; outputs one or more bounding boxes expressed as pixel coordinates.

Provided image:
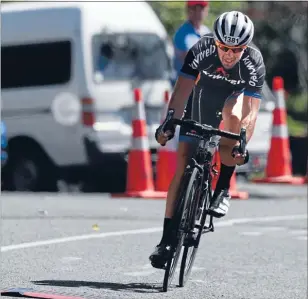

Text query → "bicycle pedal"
[202,224,215,233]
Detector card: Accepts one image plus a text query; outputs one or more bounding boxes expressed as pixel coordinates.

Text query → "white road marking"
[189,266,206,271]
[1,227,162,252]
[141,264,154,270]
[240,232,263,236]
[296,236,307,241]
[290,230,307,235]
[258,226,286,232]
[60,257,82,263]
[1,214,307,253]
[215,214,307,226]
[239,226,287,236]
[123,264,157,277]
[123,270,156,277]
[123,264,207,278]
[191,279,207,284]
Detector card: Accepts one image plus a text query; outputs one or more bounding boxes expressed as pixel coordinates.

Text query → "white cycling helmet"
[213,11,254,47]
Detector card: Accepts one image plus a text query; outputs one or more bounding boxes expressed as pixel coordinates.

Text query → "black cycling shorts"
[179,81,243,143]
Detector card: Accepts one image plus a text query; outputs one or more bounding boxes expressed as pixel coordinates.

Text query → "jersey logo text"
[202,70,245,85]
[190,45,216,69]
[243,56,258,86]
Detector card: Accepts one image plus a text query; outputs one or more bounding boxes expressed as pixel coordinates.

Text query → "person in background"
[173,0,211,81]
[1,121,8,168]
[170,0,211,122]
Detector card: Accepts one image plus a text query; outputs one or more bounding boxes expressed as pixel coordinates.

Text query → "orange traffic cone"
[112,88,167,199]
[253,77,306,184]
[229,171,249,199]
[211,122,249,200]
[155,90,178,192]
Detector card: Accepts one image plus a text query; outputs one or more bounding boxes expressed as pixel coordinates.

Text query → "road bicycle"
[161,115,247,292]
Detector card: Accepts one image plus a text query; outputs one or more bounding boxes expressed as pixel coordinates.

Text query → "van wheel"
[4,151,57,192]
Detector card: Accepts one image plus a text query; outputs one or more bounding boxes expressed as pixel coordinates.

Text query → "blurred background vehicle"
[1,1,173,192]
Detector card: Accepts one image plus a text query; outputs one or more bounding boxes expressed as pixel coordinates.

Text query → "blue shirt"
[173,21,211,76]
[1,121,8,165]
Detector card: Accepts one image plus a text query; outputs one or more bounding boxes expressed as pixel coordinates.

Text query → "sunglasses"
[215,41,246,53]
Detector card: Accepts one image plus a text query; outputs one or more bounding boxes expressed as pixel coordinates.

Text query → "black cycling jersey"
[179,33,266,99]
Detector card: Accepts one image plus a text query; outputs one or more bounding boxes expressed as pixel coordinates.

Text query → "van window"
[1,40,71,89]
[93,33,171,82]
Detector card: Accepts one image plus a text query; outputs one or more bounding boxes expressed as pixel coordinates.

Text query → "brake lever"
[239,128,247,155]
[166,109,175,120]
[231,128,247,158]
[164,109,176,131]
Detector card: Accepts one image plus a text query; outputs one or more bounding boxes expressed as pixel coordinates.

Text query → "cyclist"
[150,11,266,268]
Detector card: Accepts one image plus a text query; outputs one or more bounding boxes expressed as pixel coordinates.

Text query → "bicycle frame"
[185,133,220,236]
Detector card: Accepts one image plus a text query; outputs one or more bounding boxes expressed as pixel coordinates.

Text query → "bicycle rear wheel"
[162,166,197,292]
[179,172,211,287]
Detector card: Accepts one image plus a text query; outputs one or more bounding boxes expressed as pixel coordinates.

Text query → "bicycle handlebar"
[172,118,247,155]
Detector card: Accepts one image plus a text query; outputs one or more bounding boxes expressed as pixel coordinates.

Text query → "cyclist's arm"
[168,77,196,119]
[241,55,266,143]
[241,93,261,143]
[167,49,200,119]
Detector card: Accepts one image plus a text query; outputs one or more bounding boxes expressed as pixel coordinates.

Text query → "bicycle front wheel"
[179,171,211,287]
[162,166,198,292]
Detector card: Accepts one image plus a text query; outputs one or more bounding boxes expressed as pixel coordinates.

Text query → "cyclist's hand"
[155,129,174,146]
[155,109,175,146]
[232,145,249,165]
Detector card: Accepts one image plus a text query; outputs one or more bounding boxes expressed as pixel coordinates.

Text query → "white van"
[1,1,174,191]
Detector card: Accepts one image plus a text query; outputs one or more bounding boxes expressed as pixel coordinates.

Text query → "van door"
[1,39,88,166]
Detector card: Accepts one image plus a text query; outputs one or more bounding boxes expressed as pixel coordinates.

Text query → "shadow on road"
[32,280,163,294]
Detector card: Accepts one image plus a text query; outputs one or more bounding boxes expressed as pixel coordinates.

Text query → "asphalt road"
[1,184,307,299]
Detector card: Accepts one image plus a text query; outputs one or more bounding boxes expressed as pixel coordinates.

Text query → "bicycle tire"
[179,171,212,287]
[162,166,196,292]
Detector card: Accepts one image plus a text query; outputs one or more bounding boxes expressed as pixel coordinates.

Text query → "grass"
[287,116,307,137]
[286,92,307,137]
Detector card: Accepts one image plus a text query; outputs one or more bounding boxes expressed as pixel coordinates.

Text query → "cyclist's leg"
[164,142,191,217]
[189,81,234,217]
[149,92,198,267]
[185,78,244,217]
[163,92,198,238]
[208,91,246,217]
[219,91,244,166]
